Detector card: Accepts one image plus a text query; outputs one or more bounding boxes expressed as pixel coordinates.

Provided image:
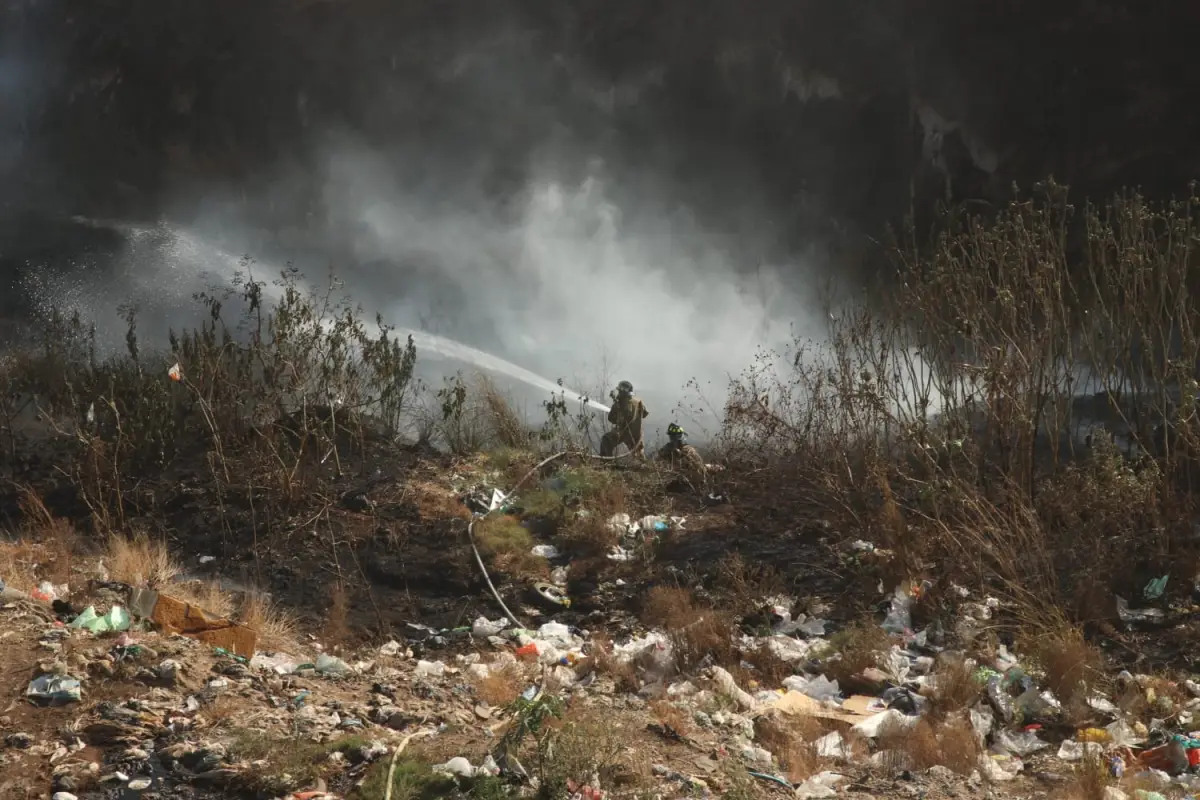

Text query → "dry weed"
[641,586,738,674]
[238,592,300,652]
[476,374,531,449]
[1066,749,1113,800]
[171,579,236,619]
[321,580,351,645]
[649,699,693,736]
[878,715,979,774]
[714,552,787,616]
[1018,623,1104,704]
[0,539,51,593]
[16,487,77,584]
[474,661,525,706]
[104,532,180,587]
[753,712,838,783]
[578,634,640,692]
[556,478,627,556]
[924,654,984,722]
[822,622,892,689]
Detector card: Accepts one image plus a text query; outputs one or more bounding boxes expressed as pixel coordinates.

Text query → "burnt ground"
[0,417,856,650]
[2,408,1190,687]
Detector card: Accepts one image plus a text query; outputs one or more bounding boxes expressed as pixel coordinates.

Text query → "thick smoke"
[18,24,842,439]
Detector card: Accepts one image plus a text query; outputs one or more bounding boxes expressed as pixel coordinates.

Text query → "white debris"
[414,660,446,678]
[471,617,509,637]
[794,771,845,799]
[1056,740,1105,761]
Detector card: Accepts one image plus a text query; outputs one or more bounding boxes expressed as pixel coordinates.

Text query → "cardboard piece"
[765,692,884,727]
[143,590,258,658]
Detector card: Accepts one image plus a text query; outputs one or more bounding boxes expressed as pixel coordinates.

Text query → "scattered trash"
[1116,596,1166,625]
[471,617,509,637]
[530,544,560,558]
[530,581,571,608]
[27,674,82,706]
[793,771,844,799]
[69,605,132,634]
[880,585,914,634]
[131,588,258,657]
[415,660,446,678]
[1143,574,1169,600]
[314,654,351,676]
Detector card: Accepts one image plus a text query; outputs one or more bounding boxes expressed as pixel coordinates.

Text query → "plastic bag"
[314,653,351,676]
[27,674,82,705]
[69,605,132,633]
[994,728,1049,757]
[471,617,509,637]
[881,586,913,634]
[987,675,1015,722]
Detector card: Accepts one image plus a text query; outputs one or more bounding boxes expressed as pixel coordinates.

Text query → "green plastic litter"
[212,647,249,664]
[1144,574,1169,600]
[974,667,1001,685]
[69,605,132,634]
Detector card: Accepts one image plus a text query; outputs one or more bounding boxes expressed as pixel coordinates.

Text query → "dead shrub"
[579,634,640,692]
[641,586,738,674]
[476,374,531,449]
[821,622,892,689]
[738,643,794,688]
[556,479,627,556]
[172,579,235,619]
[878,715,979,774]
[1067,748,1113,800]
[0,539,51,593]
[713,552,787,615]
[474,661,525,706]
[753,712,836,783]
[238,592,300,652]
[649,699,693,737]
[474,514,546,577]
[321,580,351,645]
[17,487,77,585]
[924,654,983,722]
[1018,623,1104,704]
[104,531,180,588]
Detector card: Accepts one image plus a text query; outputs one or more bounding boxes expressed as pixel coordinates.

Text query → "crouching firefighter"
[600,380,649,458]
[657,422,706,485]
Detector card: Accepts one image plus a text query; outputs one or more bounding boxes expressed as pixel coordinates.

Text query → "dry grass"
[578,634,640,692]
[1066,749,1113,800]
[555,478,628,556]
[878,715,980,774]
[649,699,693,736]
[476,374,531,449]
[924,654,984,722]
[171,579,236,619]
[321,580,351,645]
[474,514,547,578]
[713,552,788,617]
[0,539,54,593]
[1018,623,1105,704]
[821,622,892,689]
[237,591,300,652]
[197,695,243,730]
[473,661,525,706]
[16,487,77,585]
[104,531,181,588]
[753,712,838,783]
[641,586,738,674]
